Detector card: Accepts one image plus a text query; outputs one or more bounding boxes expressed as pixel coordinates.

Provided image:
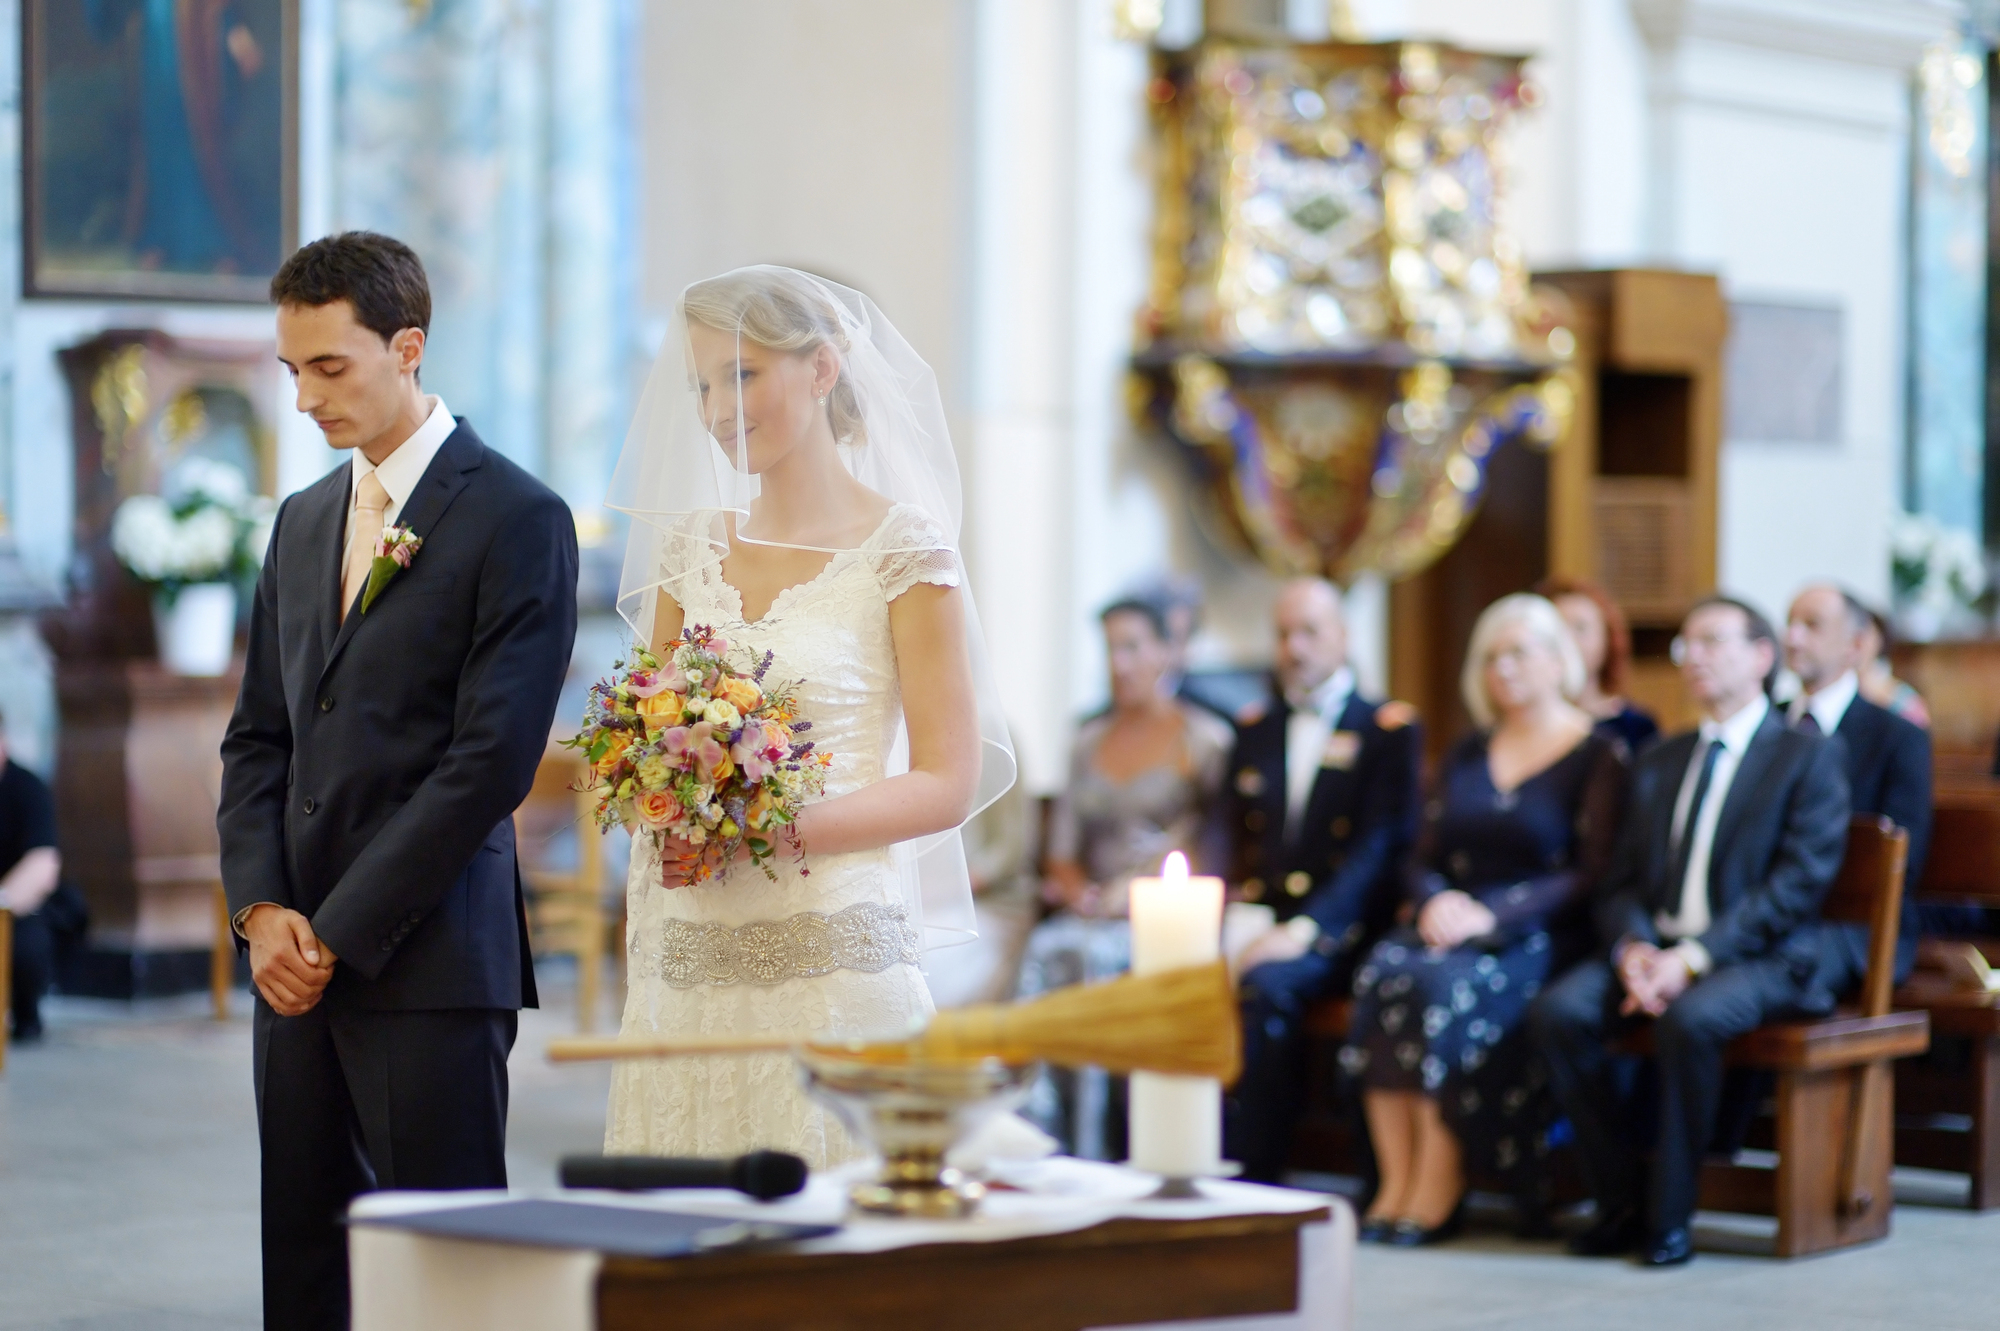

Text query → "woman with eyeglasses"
[1342,594,1629,1244]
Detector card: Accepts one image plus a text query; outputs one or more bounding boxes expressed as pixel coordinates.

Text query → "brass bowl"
[796,1045,1037,1219]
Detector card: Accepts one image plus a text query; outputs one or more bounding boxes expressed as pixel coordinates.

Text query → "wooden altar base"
[597,1209,1327,1331]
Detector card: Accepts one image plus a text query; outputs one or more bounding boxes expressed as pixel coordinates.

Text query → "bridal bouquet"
[569,625,830,887]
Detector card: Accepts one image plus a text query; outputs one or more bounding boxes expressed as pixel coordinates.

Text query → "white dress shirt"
[1656,692,1770,973]
[1789,669,1859,737]
[1284,666,1355,838]
[343,396,455,565]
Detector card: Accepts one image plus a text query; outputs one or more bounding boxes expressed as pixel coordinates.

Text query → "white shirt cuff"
[231,902,280,940]
[1672,939,1711,977]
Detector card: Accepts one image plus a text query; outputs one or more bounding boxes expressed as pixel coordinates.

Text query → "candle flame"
[1163,851,1189,883]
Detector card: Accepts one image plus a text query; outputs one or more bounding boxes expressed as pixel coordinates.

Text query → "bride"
[602,266,1015,1166]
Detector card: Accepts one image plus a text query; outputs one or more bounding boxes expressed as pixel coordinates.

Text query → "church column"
[545,0,638,559]
[964,0,1081,793]
[334,0,551,474]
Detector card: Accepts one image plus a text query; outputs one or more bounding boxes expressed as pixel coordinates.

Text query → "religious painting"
[24,0,297,302]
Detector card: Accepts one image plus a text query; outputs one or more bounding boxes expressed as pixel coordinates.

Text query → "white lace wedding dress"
[603,503,957,1167]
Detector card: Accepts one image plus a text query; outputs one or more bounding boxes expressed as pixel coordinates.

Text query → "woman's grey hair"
[682,269,866,446]
[1460,593,1586,728]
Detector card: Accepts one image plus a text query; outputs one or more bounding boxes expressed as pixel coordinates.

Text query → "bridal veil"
[607,265,1016,949]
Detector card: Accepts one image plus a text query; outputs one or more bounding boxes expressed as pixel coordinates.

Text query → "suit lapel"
[300,467,351,672]
[1708,713,1784,871]
[318,425,484,681]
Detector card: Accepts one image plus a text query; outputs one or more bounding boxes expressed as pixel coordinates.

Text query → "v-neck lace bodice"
[606,502,962,1167]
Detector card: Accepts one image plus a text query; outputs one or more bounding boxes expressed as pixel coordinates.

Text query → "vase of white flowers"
[110,459,275,676]
[1889,512,1989,642]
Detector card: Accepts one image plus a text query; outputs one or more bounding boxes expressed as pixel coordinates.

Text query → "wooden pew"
[1893,793,2000,1209]
[515,748,612,1033]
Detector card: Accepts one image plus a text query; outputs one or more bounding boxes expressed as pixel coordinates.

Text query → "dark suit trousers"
[1529,955,1811,1235]
[1226,949,1345,1183]
[254,997,516,1331]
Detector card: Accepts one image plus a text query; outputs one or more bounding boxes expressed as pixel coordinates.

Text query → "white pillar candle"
[1127,852,1226,1179]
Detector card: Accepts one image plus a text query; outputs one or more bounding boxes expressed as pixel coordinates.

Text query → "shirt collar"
[352,396,454,513]
[1700,692,1770,755]
[1795,670,1859,735]
[1288,666,1354,721]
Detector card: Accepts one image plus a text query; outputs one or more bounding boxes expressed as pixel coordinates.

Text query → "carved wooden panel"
[1593,477,1691,624]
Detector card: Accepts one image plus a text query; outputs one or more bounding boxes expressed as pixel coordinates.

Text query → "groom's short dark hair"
[270,232,432,343]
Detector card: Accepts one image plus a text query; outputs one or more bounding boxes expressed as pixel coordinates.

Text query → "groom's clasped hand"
[241,903,339,1016]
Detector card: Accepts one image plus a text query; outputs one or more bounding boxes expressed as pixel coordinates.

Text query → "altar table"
[350,1158,1354,1331]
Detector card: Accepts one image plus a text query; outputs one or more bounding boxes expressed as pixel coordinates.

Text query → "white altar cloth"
[349,1157,1354,1331]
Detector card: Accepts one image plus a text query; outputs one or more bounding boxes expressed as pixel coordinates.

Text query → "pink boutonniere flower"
[362,523,423,613]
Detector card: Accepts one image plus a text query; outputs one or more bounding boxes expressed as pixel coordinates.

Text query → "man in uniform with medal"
[1220,578,1423,1182]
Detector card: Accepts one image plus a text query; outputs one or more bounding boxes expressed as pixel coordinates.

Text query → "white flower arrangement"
[1890,512,1989,616]
[110,460,276,600]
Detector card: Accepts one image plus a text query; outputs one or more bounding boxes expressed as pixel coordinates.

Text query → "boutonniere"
[362,524,423,613]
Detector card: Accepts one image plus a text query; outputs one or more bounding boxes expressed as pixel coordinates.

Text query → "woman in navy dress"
[1345,594,1628,1244]
[1537,576,1658,756]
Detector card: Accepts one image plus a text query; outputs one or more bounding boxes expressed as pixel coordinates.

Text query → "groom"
[219,231,577,1330]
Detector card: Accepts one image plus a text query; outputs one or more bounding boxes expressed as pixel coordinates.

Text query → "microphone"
[558,1150,810,1201]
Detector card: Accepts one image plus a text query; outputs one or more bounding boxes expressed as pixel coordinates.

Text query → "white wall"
[638,1,965,392]
[1633,1,1951,618]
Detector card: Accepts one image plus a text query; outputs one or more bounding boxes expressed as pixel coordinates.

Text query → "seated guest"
[1785,584,1931,983]
[0,710,85,1042]
[1344,595,1628,1243]
[1537,576,1659,755]
[1530,595,1849,1267]
[1123,573,1211,713]
[1222,578,1422,1184]
[1018,597,1232,1154]
[1856,607,1930,728]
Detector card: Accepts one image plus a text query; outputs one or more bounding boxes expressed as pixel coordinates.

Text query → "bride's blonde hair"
[682,269,866,447]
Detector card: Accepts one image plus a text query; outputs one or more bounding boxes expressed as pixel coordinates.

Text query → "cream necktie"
[341,471,390,621]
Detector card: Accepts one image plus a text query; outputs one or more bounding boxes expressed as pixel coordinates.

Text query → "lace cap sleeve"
[872,505,962,603]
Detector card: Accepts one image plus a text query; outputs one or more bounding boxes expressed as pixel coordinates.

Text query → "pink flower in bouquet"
[658,725,695,769]
[626,668,669,699]
[634,790,676,827]
[688,721,732,781]
[731,720,788,782]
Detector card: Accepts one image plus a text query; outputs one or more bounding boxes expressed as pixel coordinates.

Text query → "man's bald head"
[1274,578,1347,698]
[1785,582,1869,694]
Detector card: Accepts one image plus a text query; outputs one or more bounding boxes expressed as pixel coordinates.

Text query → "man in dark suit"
[1785,584,1931,985]
[1221,577,1422,1182]
[219,232,578,1330]
[1529,595,1849,1266]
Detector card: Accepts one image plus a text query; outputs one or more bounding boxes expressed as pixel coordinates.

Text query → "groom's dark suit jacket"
[219,420,577,1010]
[1596,709,1850,993]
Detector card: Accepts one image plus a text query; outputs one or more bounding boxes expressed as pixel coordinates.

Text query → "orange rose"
[636,692,683,728]
[720,678,763,712]
[635,790,676,827]
[593,731,633,777]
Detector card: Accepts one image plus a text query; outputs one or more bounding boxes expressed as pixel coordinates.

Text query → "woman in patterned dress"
[1344,594,1629,1243]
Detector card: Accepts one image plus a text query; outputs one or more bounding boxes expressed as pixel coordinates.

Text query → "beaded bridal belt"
[640,901,922,989]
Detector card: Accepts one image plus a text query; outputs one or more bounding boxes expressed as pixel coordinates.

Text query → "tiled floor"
[0,976,1992,1329]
